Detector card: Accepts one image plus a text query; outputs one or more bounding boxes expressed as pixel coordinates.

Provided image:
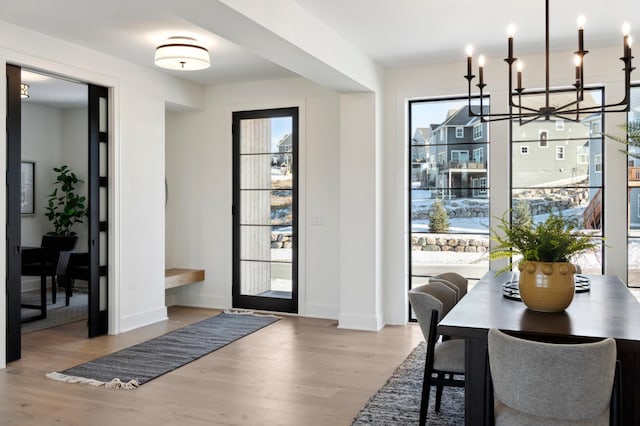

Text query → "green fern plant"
[490,211,598,273]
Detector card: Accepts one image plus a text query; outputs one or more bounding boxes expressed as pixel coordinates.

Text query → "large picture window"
[408,96,490,305]
[511,87,604,275]
[628,85,640,288]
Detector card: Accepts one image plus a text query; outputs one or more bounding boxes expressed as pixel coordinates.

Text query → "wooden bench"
[165,268,205,289]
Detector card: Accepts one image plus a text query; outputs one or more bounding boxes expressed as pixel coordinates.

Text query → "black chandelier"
[464,0,634,124]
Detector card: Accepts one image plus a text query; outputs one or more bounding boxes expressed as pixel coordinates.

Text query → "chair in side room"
[58,252,89,305]
[408,282,465,426]
[486,328,622,426]
[430,272,468,299]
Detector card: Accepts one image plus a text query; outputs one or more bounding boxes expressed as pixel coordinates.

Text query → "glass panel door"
[232,108,298,313]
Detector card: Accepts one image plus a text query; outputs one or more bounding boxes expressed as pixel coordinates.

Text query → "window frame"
[473,122,483,140]
[577,145,590,164]
[539,130,549,147]
[408,95,490,322]
[473,147,484,163]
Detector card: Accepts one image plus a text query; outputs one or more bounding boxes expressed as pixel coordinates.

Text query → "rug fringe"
[46,372,139,390]
[224,309,281,319]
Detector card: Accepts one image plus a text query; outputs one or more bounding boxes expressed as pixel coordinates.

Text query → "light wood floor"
[0,307,423,426]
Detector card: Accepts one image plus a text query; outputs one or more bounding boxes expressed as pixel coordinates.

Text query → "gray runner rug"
[46,311,279,389]
[352,342,465,425]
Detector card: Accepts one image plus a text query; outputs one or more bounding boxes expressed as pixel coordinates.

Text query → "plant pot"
[43,234,78,252]
[517,260,576,312]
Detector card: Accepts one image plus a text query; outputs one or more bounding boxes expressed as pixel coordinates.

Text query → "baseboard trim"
[168,291,227,310]
[304,303,339,320]
[338,313,384,331]
[119,306,168,333]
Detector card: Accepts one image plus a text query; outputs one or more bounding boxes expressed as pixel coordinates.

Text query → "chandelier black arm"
[507,101,539,114]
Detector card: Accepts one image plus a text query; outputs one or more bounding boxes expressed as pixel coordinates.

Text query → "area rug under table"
[352,342,465,425]
[47,311,279,389]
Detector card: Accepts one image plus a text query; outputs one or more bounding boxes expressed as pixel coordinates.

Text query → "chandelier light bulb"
[516,61,524,72]
[623,22,631,36]
[478,55,486,67]
[507,25,516,37]
[577,15,586,30]
[466,45,474,57]
[574,55,582,66]
[20,83,29,99]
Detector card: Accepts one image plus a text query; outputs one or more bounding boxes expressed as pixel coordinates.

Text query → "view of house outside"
[409,97,490,289]
[409,89,609,290]
[511,88,604,276]
[628,86,640,287]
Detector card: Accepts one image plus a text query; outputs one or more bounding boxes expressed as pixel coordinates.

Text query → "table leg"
[465,336,488,426]
[617,342,640,423]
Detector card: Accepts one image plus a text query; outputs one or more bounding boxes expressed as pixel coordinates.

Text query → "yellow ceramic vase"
[517,261,576,312]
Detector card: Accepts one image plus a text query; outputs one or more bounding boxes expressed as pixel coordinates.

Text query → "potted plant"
[44,165,88,240]
[490,210,598,312]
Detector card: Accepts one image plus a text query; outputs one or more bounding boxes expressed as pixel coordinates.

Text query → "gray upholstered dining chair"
[430,272,468,299]
[486,328,622,426]
[408,282,465,426]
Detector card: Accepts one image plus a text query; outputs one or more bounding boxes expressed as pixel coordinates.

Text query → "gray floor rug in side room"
[46,311,279,389]
[352,342,465,425]
[21,290,88,334]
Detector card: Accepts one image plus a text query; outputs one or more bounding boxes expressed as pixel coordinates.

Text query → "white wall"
[20,103,64,246]
[165,77,342,319]
[0,20,204,368]
[61,107,89,252]
[383,45,634,324]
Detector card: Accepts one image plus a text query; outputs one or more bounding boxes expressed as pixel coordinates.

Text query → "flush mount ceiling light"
[154,36,210,71]
[20,83,29,99]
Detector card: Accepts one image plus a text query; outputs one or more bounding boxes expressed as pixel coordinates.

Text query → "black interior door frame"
[87,84,108,337]
[5,69,109,360]
[6,64,22,362]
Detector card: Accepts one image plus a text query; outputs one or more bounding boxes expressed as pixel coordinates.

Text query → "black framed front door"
[232,107,298,313]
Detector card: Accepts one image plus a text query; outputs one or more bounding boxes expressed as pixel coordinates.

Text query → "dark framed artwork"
[21,161,35,215]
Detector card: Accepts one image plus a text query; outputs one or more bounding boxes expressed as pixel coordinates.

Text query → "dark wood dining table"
[437,271,640,425]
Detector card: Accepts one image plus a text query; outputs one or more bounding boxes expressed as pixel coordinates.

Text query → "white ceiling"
[3,0,640,106]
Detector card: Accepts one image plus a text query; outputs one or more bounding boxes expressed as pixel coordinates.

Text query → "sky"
[410,98,483,137]
[271,117,292,151]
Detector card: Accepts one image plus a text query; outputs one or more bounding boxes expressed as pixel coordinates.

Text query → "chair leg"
[51,275,57,304]
[419,352,432,426]
[435,372,445,411]
[65,278,72,306]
